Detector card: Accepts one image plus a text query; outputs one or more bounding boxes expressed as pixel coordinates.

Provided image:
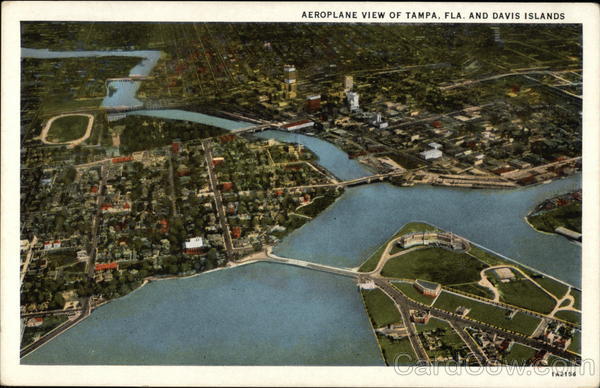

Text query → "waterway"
[21,47,582,365]
[23,263,383,365]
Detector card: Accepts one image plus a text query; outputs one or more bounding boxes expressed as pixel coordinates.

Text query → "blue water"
[128,109,252,131]
[22,263,383,365]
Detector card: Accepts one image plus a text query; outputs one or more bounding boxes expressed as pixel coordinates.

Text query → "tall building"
[347,91,359,111]
[344,75,353,91]
[305,95,321,112]
[283,64,297,99]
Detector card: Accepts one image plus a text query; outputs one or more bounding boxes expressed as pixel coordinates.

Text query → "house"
[184,237,206,254]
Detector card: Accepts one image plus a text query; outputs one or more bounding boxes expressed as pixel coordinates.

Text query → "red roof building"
[95,262,119,271]
[231,226,242,239]
[221,182,234,192]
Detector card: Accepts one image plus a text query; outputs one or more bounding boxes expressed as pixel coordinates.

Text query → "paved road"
[87,162,108,277]
[20,298,90,358]
[374,279,580,364]
[202,140,234,257]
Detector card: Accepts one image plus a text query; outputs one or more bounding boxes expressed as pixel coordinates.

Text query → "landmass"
[527,190,582,241]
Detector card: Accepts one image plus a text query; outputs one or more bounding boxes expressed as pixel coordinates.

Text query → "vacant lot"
[46,115,90,142]
[382,247,487,285]
[496,278,556,314]
[433,291,541,336]
[378,336,417,366]
[45,249,78,268]
[503,343,537,365]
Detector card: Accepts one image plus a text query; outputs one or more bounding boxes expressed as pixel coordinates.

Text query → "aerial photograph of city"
[17,21,583,368]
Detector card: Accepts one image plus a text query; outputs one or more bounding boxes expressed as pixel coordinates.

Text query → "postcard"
[1,1,599,386]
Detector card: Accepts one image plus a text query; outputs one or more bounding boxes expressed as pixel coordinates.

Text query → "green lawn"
[361,289,402,328]
[296,196,337,218]
[21,315,68,348]
[433,291,541,336]
[496,279,556,314]
[534,276,570,299]
[393,282,435,306]
[45,249,78,267]
[554,310,581,326]
[378,335,417,366]
[358,222,439,272]
[381,247,487,285]
[528,202,582,234]
[568,330,581,354]
[467,246,507,267]
[62,261,86,273]
[503,343,537,365]
[559,299,570,308]
[46,115,89,142]
[570,289,581,310]
[447,282,495,300]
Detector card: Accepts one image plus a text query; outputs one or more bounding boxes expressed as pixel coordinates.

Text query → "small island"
[526,190,581,242]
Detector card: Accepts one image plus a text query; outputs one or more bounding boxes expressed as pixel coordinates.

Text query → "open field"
[447,282,495,299]
[382,247,487,285]
[433,291,541,336]
[361,289,402,328]
[45,115,90,143]
[528,202,581,234]
[393,282,435,306]
[554,310,581,326]
[377,336,417,366]
[496,278,556,314]
[45,249,78,268]
[504,343,537,365]
[570,289,582,310]
[534,276,570,299]
[568,330,581,354]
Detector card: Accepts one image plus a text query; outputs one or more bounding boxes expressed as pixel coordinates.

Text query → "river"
[21,47,581,365]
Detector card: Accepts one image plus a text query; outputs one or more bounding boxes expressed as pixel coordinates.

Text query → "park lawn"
[378,335,417,366]
[358,222,439,272]
[45,249,78,267]
[568,330,581,354]
[559,299,570,308]
[534,276,570,299]
[296,196,337,218]
[447,282,495,300]
[62,261,86,273]
[40,97,103,116]
[554,310,581,326]
[381,247,487,285]
[570,289,581,310]
[433,291,541,336]
[496,278,556,314]
[503,343,537,365]
[528,202,582,234]
[467,246,507,267]
[46,115,90,142]
[393,282,435,306]
[361,289,402,328]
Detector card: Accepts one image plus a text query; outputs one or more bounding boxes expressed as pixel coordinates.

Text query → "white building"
[347,91,360,111]
[428,142,442,150]
[419,149,443,160]
[344,75,353,91]
[184,237,205,250]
